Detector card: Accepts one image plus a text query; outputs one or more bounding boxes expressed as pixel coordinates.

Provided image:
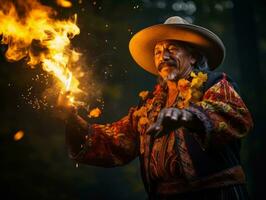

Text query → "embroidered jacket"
[65,71,253,196]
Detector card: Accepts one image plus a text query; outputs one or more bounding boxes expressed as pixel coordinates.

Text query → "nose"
[162,49,170,61]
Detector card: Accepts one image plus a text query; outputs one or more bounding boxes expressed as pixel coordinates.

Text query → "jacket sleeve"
[65,107,139,167]
[186,72,253,149]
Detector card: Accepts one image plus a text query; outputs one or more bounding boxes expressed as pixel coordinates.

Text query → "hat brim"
[129,23,225,75]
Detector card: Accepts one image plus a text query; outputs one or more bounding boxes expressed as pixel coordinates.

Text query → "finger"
[181,110,192,122]
[171,109,180,121]
[161,109,175,127]
[165,108,173,118]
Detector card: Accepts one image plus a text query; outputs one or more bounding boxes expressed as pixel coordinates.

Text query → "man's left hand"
[146,108,194,138]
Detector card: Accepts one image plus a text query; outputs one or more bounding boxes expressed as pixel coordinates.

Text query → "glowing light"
[56,0,72,8]
[14,130,24,141]
[0,0,82,105]
[88,107,101,118]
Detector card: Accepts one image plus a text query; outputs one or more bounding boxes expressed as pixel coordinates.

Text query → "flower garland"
[134,71,208,133]
[176,71,208,108]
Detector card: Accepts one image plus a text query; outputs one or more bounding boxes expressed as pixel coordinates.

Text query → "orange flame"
[0,0,82,104]
[56,0,73,8]
[88,107,102,118]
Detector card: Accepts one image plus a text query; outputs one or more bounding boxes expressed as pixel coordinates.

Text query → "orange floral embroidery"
[133,106,150,132]
[138,117,150,132]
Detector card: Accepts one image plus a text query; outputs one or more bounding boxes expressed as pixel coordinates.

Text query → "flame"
[66,73,73,91]
[0,0,82,104]
[56,0,72,8]
[14,130,24,141]
[88,107,102,118]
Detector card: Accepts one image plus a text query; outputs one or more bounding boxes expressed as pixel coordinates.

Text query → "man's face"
[154,40,196,81]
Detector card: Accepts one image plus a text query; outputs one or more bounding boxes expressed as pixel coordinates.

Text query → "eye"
[168,46,178,53]
[154,50,161,56]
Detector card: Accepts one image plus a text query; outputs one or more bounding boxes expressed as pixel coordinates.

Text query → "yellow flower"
[175,72,208,108]
[177,99,190,109]
[190,71,197,78]
[191,71,208,88]
[177,79,192,108]
[177,79,190,93]
[139,117,149,126]
[218,122,228,131]
[191,89,203,102]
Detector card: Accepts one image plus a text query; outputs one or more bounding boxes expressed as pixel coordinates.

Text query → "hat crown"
[164,16,190,25]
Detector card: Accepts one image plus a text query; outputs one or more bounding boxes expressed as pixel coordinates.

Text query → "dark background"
[0,0,265,199]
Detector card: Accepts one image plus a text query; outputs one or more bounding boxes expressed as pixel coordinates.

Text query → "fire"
[0,0,82,104]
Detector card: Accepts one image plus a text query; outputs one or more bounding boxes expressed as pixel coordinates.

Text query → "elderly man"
[64,16,253,200]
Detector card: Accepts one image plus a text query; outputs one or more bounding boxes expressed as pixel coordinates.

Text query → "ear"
[190,56,196,65]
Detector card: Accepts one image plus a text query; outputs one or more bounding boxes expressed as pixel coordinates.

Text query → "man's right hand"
[146,108,194,138]
[56,91,77,121]
[57,91,89,131]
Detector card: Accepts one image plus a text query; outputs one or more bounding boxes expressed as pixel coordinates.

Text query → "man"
[63,16,253,199]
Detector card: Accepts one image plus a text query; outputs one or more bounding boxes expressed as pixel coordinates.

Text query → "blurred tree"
[232,0,266,198]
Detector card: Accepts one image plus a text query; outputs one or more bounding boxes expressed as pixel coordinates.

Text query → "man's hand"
[146,108,194,138]
[56,91,77,121]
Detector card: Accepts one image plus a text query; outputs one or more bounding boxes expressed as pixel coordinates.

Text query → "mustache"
[158,60,178,72]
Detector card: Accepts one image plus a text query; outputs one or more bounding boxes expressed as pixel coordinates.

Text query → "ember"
[14,130,24,141]
[88,107,102,118]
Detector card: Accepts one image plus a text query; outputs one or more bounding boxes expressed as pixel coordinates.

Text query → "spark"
[56,0,72,8]
[14,130,24,141]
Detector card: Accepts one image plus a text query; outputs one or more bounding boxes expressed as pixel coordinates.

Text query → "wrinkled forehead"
[154,40,188,50]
